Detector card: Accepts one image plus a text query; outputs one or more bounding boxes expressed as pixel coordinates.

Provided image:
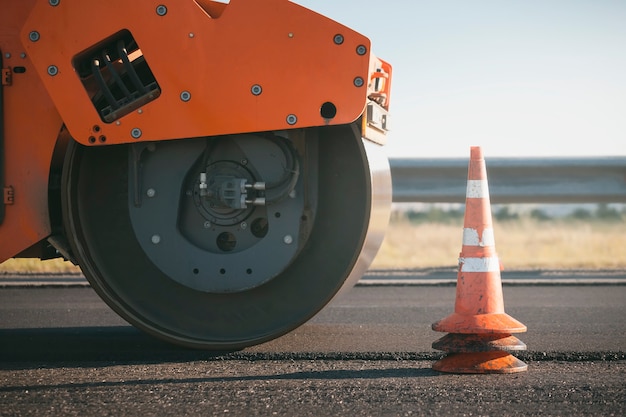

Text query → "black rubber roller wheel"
[61,124,391,349]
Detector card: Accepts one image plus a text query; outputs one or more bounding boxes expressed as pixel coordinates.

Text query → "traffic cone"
[431,146,528,373]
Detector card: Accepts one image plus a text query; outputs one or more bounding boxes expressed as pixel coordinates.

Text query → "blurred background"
[294,0,626,271]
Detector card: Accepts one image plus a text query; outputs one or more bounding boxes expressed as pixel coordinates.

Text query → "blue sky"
[295,0,626,157]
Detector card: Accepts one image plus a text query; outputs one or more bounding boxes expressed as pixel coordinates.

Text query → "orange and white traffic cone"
[431,146,528,373]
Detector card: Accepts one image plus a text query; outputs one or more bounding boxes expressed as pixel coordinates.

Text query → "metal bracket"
[1,68,11,86]
[3,186,13,205]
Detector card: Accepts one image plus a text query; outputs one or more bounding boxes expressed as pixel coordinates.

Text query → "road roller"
[0,0,392,349]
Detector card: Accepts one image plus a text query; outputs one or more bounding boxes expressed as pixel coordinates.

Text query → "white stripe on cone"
[459,256,500,272]
[466,179,489,198]
[462,228,495,247]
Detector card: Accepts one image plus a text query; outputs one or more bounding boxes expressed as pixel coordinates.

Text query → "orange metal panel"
[21,0,375,145]
[0,0,64,261]
[0,0,392,261]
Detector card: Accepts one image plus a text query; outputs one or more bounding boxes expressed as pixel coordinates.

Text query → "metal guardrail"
[390,157,626,203]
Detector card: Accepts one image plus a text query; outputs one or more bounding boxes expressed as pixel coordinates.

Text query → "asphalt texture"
[0,272,624,416]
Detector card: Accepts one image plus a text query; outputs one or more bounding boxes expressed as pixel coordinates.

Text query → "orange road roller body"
[0,0,392,349]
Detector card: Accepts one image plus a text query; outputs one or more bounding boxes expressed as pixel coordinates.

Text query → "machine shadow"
[0,326,236,369]
[0,327,444,376]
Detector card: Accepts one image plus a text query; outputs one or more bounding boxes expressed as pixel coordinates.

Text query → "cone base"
[432,333,527,353]
[433,351,528,374]
[432,312,527,334]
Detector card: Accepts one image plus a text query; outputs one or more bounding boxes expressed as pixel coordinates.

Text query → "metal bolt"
[47,65,58,76]
[4,53,10,59]
[251,84,262,96]
[283,235,293,245]
[356,45,367,56]
[180,91,191,102]
[115,121,121,126]
[29,31,40,42]
[131,128,142,139]
[137,109,143,114]
[156,5,167,16]
[286,114,297,125]
[241,158,248,165]
[353,77,364,87]
[146,188,156,198]
[333,34,344,45]
[203,221,211,229]
[189,32,195,38]
[288,32,294,38]
[49,0,60,6]
[240,222,247,230]
[20,53,26,59]
[151,235,161,244]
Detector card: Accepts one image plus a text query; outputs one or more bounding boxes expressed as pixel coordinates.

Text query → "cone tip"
[470,146,483,161]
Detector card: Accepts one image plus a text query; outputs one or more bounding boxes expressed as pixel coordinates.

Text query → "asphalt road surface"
[0,272,624,416]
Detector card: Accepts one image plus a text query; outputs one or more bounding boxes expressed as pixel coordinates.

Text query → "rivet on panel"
[286,114,297,125]
[131,128,142,139]
[156,5,167,16]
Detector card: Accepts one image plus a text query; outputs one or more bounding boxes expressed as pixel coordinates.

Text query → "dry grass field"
[1,212,625,273]
[371,216,626,270]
